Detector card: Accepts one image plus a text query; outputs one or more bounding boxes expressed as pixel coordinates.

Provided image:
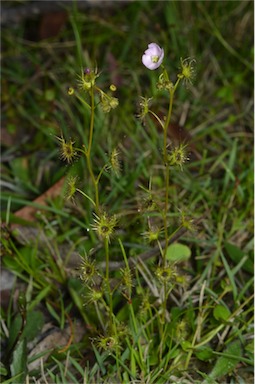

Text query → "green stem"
[162,163,170,266]
[160,76,181,333]
[94,301,106,331]
[105,238,113,331]
[96,165,108,184]
[148,109,164,130]
[162,78,181,265]
[76,188,96,206]
[75,93,91,110]
[87,87,95,156]
[86,87,100,212]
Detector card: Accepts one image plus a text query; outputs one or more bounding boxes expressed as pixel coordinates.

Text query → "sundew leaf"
[208,340,242,380]
[213,304,231,322]
[166,243,191,263]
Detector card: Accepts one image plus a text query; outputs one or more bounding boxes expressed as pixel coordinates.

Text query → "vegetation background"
[1,0,254,383]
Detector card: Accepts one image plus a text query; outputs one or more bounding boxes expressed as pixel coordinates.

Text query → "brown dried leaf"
[13,177,65,226]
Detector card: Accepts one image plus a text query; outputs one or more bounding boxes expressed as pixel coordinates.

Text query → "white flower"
[142,43,164,70]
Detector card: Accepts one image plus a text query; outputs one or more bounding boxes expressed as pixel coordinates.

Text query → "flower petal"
[142,43,164,70]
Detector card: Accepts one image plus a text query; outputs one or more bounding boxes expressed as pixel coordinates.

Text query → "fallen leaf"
[13,177,65,226]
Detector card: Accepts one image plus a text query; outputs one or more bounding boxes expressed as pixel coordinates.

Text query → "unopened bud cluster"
[78,68,99,91]
[99,91,119,113]
[157,71,174,91]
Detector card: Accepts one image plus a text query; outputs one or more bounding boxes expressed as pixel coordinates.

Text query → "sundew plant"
[1,2,253,384]
[60,42,197,361]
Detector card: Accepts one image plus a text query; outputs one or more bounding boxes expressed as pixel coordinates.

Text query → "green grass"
[1,1,254,383]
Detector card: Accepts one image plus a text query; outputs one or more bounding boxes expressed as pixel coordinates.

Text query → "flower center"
[151,55,159,63]
[182,66,191,78]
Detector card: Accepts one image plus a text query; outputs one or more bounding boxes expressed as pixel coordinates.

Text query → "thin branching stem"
[86,86,100,212]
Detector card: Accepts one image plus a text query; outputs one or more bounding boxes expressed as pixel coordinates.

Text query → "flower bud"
[157,72,174,91]
[67,87,74,95]
[100,91,119,113]
[110,84,117,92]
[78,68,99,91]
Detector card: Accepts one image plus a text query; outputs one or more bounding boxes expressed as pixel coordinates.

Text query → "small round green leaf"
[166,243,191,262]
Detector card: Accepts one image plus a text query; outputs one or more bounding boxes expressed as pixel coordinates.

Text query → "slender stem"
[163,91,174,164]
[75,93,91,110]
[148,109,164,129]
[162,163,170,265]
[162,90,173,266]
[76,188,96,206]
[96,165,108,184]
[162,78,181,265]
[104,238,113,331]
[105,238,110,285]
[86,86,100,212]
[160,77,181,331]
[87,87,95,156]
[94,302,106,331]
